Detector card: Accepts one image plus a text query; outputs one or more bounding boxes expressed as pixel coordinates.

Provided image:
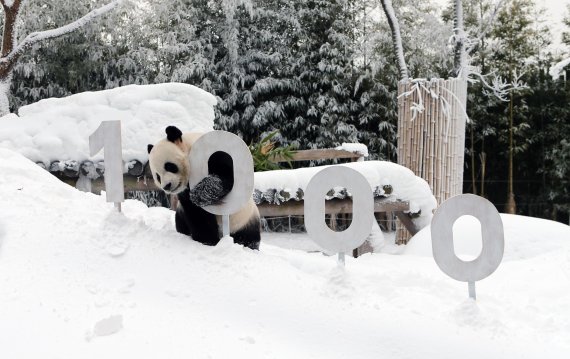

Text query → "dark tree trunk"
[0,0,22,115]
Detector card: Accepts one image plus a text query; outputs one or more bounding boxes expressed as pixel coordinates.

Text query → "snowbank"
[0,83,216,165]
[405,214,570,261]
[1,148,569,358]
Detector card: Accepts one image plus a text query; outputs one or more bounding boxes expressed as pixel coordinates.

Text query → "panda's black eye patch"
[156,173,161,183]
[164,162,179,173]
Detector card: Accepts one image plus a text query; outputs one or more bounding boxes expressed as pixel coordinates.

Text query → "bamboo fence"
[396,78,468,243]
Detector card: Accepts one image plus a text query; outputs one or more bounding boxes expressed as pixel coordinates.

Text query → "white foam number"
[431,194,504,299]
[187,131,254,237]
[89,120,124,211]
[304,166,374,265]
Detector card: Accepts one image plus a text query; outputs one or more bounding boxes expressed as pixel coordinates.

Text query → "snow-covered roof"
[254,161,437,229]
[0,83,216,165]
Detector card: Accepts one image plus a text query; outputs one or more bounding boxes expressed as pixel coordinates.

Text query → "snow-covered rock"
[0,83,216,165]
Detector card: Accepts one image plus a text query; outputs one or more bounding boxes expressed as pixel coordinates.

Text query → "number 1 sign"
[89,120,124,211]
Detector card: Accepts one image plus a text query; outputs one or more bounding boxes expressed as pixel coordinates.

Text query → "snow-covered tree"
[0,0,123,116]
[213,0,300,144]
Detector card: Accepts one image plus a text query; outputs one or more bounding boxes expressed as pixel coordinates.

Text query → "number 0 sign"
[304,166,374,265]
[187,131,254,238]
[431,194,504,299]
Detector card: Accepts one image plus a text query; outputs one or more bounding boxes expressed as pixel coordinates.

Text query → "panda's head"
[147,126,191,195]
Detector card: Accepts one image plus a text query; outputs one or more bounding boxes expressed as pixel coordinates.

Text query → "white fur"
[217,198,260,232]
[148,133,204,195]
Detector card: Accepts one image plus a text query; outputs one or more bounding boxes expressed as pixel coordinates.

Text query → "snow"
[335,142,369,157]
[550,57,570,80]
[405,213,570,261]
[255,161,437,229]
[0,83,216,165]
[1,148,569,358]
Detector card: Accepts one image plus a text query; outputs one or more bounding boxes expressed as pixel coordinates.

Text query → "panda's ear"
[147,144,154,154]
[165,126,183,143]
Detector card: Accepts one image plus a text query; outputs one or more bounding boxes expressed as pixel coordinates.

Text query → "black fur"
[188,174,229,207]
[188,151,234,206]
[164,162,179,173]
[166,126,183,142]
[176,188,221,246]
[174,143,260,249]
[147,144,154,154]
[176,188,260,249]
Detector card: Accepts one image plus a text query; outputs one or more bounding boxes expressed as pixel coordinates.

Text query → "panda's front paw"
[188,175,229,207]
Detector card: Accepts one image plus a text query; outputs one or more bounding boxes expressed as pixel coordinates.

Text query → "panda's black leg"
[232,218,261,250]
[176,189,221,246]
[175,207,191,236]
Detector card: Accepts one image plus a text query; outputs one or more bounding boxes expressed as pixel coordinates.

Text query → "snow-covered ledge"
[254,161,437,232]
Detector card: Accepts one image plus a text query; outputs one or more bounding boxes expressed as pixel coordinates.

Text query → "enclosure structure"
[397,78,468,205]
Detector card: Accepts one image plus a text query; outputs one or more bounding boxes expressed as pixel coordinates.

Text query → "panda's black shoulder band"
[165,126,183,143]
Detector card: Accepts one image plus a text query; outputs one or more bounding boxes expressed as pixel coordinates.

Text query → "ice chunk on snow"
[91,315,124,338]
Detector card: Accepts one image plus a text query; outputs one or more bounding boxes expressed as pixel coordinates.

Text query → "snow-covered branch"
[549,58,570,80]
[452,0,467,78]
[379,0,408,81]
[1,0,123,65]
[468,70,528,102]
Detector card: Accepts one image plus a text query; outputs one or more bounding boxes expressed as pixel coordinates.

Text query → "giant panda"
[147,126,261,250]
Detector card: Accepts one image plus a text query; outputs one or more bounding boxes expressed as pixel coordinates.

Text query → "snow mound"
[1,148,569,358]
[405,214,570,261]
[0,83,216,165]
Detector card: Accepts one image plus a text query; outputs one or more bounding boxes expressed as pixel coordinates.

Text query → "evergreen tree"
[487,0,544,213]
[214,0,302,145]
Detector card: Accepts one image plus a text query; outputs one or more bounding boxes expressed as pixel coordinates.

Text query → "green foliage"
[249,131,297,172]
[5,0,569,223]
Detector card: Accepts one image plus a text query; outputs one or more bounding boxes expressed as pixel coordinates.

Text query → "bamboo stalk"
[427,84,432,192]
[435,81,444,203]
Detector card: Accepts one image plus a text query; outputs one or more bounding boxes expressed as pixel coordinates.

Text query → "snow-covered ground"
[1,148,569,358]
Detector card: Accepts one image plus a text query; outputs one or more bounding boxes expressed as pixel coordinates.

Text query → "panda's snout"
[163,182,172,191]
